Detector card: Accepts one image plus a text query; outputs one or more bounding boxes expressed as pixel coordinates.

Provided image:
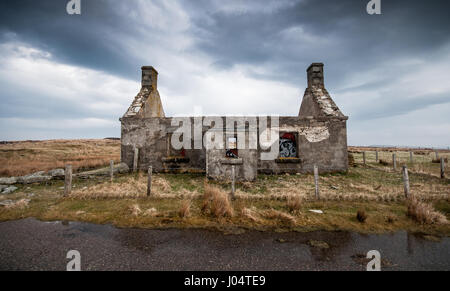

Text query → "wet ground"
[0,218,449,271]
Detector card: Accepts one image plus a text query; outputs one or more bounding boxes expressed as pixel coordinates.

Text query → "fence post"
[375,150,379,163]
[409,151,413,163]
[435,151,439,160]
[133,146,139,172]
[441,158,445,179]
[147,166,152,197]
[363,152,366,166]
[231,165,236,200]
[402,165,410,198]
[392,153,397,171]
[314,165,320,200]
[109,160,114,182]
[64,164,72,196]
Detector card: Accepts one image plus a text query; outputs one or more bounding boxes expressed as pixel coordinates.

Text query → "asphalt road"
[0,218,449,271]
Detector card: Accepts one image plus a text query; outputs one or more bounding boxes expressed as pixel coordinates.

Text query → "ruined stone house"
[120,63,348,181]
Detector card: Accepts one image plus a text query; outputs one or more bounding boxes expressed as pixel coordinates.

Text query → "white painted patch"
[300,126,330,142]
[280,126,330,143]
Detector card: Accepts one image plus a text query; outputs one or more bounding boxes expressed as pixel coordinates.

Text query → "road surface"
[0,218,449,271]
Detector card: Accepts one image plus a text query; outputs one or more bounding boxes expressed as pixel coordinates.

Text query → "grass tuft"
[262,209,296,225]
[287,195,302,212]
[241,207,262,223]
[406,197,447,224]
[129,204,142,216]
[356,210,367,223]
[202,184,234,218]
[178,200,191,218]
[143,207,158,217]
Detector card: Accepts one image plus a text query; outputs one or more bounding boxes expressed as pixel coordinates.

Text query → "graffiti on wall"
[279,133,297,158]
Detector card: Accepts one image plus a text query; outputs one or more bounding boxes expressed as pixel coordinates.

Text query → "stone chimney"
[307,63,324,88]
[141,66,158,89]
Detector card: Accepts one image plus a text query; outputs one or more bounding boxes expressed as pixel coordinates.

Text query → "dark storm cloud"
[0,0,151,79]
[1,0,449,84]
[185,0,450,86]
[0,0,449,145]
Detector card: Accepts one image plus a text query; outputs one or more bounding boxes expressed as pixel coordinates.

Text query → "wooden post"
[147,166,152,197]
[375,150,379,163]
[392,153,397,171]
[402,165,410,198]
[441,158,445,179]
[363,152,366,166]
[231,165,236,200]
[314,165,320,200]
[64,164,72,196]
[409,151,413,163]
[109,160,114,182]
[435,151,439,160]
[133,147,139,172]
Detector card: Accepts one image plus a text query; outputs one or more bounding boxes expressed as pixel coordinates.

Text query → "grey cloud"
[351,91,450,121]
[0,0,449,146]
[0,0,157,79]
[186,0,450,86]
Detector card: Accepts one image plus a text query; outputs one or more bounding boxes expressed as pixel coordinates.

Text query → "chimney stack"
[307,63,324,88]
[141,66,158,89]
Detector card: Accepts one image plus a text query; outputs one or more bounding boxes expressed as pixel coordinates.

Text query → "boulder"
[47,168,65,178]
[76,163,129,178]
[0,199,30,207]
[116,163,130,174]
[0,185,7,192]
[1,186,18,195]
[0,200,14,207]
[17,171,52,184]
[0,177,18,185]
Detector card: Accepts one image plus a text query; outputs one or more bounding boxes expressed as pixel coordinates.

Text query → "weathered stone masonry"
[120,63,349,181]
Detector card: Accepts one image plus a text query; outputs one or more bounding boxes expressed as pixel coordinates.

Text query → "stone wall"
[120,115,348,180]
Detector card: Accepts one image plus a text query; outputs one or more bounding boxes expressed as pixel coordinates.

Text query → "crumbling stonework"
[120,63,348,181]
[123,67,165,118]
[299,63,344,118]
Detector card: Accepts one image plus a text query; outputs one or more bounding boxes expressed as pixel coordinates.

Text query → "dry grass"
[287,195,302,212]
[129,204,142,216]
[0,139,120,177]
[178,200,191,218]
[144,207,158,217]
[69,174,176,199]
[4,199,30,210]
[350,146,450,177]
[202,184,234,218]
[240,206,297,225]
[241,207,263,223]
[1,140,449,234]
[67,164,449,204]
[262,209,296,225]
[406,197,447,224]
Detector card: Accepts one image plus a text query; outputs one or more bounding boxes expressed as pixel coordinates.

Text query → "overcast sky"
[0,0,449,147]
